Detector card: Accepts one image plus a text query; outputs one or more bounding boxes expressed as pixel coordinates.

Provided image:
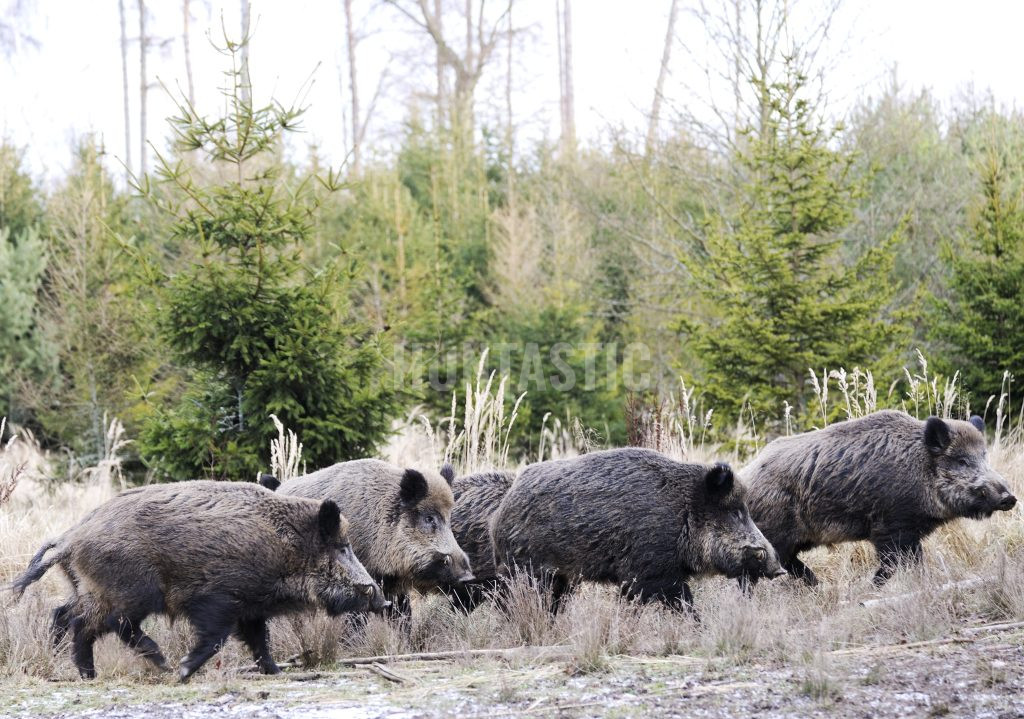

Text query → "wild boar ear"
[969,415,985,434]
[258,473,280,491]
[704,463,734,497]
[439,463,455,485]
[318,500,342,542]
[923,416,951,454]
[399,469,429,508]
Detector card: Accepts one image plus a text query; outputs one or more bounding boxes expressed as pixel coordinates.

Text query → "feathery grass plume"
[80,414,129,490]
[901,349,965,419]
[443,349,526,473]
[624,379,717,462]
[0,418,25,506]
[268,413,303,483]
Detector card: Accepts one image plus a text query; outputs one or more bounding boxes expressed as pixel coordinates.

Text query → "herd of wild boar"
[7,410,1017,681]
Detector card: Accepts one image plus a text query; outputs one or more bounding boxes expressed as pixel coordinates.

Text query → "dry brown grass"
[1,358,1023,685]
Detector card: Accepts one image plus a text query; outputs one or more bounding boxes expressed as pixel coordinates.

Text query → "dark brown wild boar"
[742,410,1017,586]
[11,481,387,681]
[490,448,784,612]
[443,469,516,610]
[278,459,473,616]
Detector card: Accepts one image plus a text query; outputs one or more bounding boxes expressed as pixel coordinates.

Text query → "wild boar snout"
[998,491,1017,511]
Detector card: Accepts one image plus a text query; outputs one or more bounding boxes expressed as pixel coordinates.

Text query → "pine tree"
[930,148,1024,411]
[0,144,49,426]
[687,61,903,425]
[138,34,402,479]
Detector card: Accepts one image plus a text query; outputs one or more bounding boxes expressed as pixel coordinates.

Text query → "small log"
[367,662,409,684]
[339,645,571,666]
[961,620,1024,635]
[859,578,985,608]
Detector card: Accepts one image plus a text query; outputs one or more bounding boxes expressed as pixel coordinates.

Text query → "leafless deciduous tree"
[679,0,845,153]
[504,0,514,201]
[344,0,361,172]
[556,0,574,156]
[183,0,195,107]
[0,0,37,58]
[385,0,511,149]
[118,0,132,178]
[240,0,251,104]
[340,0,390,176]
[137,0,148,175]
[646,0,679,158]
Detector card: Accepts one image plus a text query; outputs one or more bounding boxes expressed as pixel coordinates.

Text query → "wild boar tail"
[8,538,63,598]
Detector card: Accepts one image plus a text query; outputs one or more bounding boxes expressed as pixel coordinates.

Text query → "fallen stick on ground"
[961,620,1024,635]
[367,662,410,684]
[243,671,324,682]
[832,635,974,657]
[858,578,985,609]
[338,645,571,666]
[463,699,607,718]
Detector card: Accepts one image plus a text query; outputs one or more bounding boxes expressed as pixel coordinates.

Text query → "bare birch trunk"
[646,0,678,158]
[557,0,575,156]
[344,0,361,172]
[240,0,252,105]
[183,0,195,107]
[118,0,132,178]
[434,0,445,131]
[505,0,514,203]
[137,0,147,176]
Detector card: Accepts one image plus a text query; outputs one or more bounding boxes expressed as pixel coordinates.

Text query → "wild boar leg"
[383,592,412,622]
[872,534,923,586]
[623,577,695,613]
[179,595,235,681]
[783,556,819,587]
[51,601,75,648]
[773,540,818,586]
[108,612,168,670]
[70,613,99,680]
[235,617,280,674]
[548,573,571,615]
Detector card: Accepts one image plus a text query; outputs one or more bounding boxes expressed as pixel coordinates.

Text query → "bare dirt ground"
[3,623,1022,719]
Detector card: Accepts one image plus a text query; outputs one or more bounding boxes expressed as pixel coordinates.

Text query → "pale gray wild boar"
[11,481,387,681]
[443,469,516,611]
[741,410,1017,586]
[490,448,785,611]
[279,459,474,616]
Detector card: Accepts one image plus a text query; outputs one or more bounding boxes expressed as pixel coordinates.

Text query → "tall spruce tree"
[687,61,903,425]
[930,148,1024,411]
[139,34,402,479]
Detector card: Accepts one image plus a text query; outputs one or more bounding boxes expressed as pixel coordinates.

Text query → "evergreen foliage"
[686,63,904,425]
[930,145,1024,412]
[137,36,401,479]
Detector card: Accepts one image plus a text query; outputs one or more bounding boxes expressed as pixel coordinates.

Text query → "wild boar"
[443,469,516,611]
[278,459,473,616]
[490,448,784,611]
[741,410,1017,586]
[11,481,387,681]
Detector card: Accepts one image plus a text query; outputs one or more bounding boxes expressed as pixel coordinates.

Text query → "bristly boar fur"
[443,469,516,610]
[490,448,784,611]
[11,481,387,681]
[741,410,1018,586]
[279,459,474,616]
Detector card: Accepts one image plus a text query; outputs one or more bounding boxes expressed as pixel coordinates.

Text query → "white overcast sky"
[2,0,1022,185]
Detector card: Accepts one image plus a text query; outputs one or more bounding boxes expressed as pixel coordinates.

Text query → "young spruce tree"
[687,61,902,426]
[139,35,401,479]
[930,147,1024,411]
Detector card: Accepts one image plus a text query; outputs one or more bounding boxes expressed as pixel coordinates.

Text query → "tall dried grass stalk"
[0,418,25,506]
[269,413,304,482]
[443,350,526,473]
